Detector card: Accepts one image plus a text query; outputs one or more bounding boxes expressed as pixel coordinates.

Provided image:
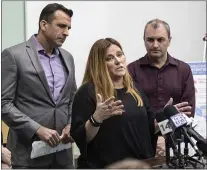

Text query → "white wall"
[2,1,25,51]
[25,1,206,87]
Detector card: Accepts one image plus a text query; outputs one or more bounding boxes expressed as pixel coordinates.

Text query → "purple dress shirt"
[128,54,195,117]
[32,35,67,103]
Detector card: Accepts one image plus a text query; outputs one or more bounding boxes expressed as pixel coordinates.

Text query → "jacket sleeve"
[67,55,77,124]
[1,48,40,140]
[70,83,96,157]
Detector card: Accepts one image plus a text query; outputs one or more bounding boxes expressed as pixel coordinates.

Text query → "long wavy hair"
[82,38,143,106]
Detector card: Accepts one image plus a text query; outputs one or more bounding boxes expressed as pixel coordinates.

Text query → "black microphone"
[155,110,173,135]
[196,140,207,156]
[155,111,179,156]
[164,105,202,157]
[187,127,206,144]
[186,127,207,156]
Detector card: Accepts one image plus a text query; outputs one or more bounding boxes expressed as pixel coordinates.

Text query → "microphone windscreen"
[155,110,166,123]
[164,105,179,119]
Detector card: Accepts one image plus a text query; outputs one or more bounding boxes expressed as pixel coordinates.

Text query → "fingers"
[60,125,74,144]
[111,100,122,107]
[47,138,56,147]
[182,112,191,115]
[48,139,55,147]
[104,96,115,105]
[156,137,165,157]
[96,93,103,104]
[61,135,74,144]
[47,130,61,147]
[175,102,189,108]
[178,106,192,112]
[94,95,124,121]
[106,100,124,116]
[2,163,11,169]
[104,100,122,111]
[111,110,123,116]
[5,157,11,167]
[2,148,11,166]
[156,150,165,157]
[165,97,173,106]
[111,104,124,113]
[175,102,192,116]
[36,126,62,147]
[1,147,11,165]
[52,132,61,145]
[64,124,71,133]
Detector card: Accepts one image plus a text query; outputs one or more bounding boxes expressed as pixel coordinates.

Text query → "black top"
[71,82,156,168]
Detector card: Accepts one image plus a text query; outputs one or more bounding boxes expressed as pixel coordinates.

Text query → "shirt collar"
[140,53,178,66]
[31,34,59,56]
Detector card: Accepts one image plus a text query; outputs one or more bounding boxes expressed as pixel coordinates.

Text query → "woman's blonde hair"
[82,38,143,106]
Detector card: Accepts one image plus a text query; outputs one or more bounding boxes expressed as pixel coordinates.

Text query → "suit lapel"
[26,37,55,104]
[57,48,72,102]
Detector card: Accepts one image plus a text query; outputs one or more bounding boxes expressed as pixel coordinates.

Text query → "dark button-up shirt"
[128,54,195,117]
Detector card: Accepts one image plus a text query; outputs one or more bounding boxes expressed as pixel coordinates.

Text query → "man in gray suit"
[1,3,77,168]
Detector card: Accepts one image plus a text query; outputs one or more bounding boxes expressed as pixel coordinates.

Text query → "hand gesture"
[93,94,124,123]
[165,98,192,116]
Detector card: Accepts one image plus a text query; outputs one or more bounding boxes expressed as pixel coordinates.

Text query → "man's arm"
[60,71,77,144]
[68,55,77,124]
[1,48,40,140]
[61,54,77,143]
[181,65,195,117]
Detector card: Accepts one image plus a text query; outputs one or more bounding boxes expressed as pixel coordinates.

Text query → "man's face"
[144,23,171,59]
[43,10,71,47]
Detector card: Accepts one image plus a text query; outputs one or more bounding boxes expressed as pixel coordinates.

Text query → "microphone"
[155,111,178,156]
[185,123,207,156]
[164,105,202,156]
[155,110,173,135]
[196,140,207,156]
[187,127,206,144]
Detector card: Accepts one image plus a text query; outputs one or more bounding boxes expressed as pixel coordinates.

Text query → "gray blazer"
[1,36,77,167]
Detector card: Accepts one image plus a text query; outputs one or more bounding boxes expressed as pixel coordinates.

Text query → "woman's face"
[105,44,126,80]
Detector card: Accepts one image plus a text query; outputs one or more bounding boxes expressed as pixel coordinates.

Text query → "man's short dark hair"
[143,19,171,39]
[38,3,73,31]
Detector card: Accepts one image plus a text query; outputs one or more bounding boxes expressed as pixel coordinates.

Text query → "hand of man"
[2,163,11,169]
[156,136,165,157]
[165,98,192,116]
[36,126,60,147]
[60,124,74,144]
[1,146,11,167]
[174,102,192,116]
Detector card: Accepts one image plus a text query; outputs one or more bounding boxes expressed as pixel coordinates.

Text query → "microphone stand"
[177,137,183,168]
[180,130,205,169]
[184,135,189,166]
[165,138,170,166]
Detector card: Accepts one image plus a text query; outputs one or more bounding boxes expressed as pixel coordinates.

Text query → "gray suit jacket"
[1,36,77,167]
